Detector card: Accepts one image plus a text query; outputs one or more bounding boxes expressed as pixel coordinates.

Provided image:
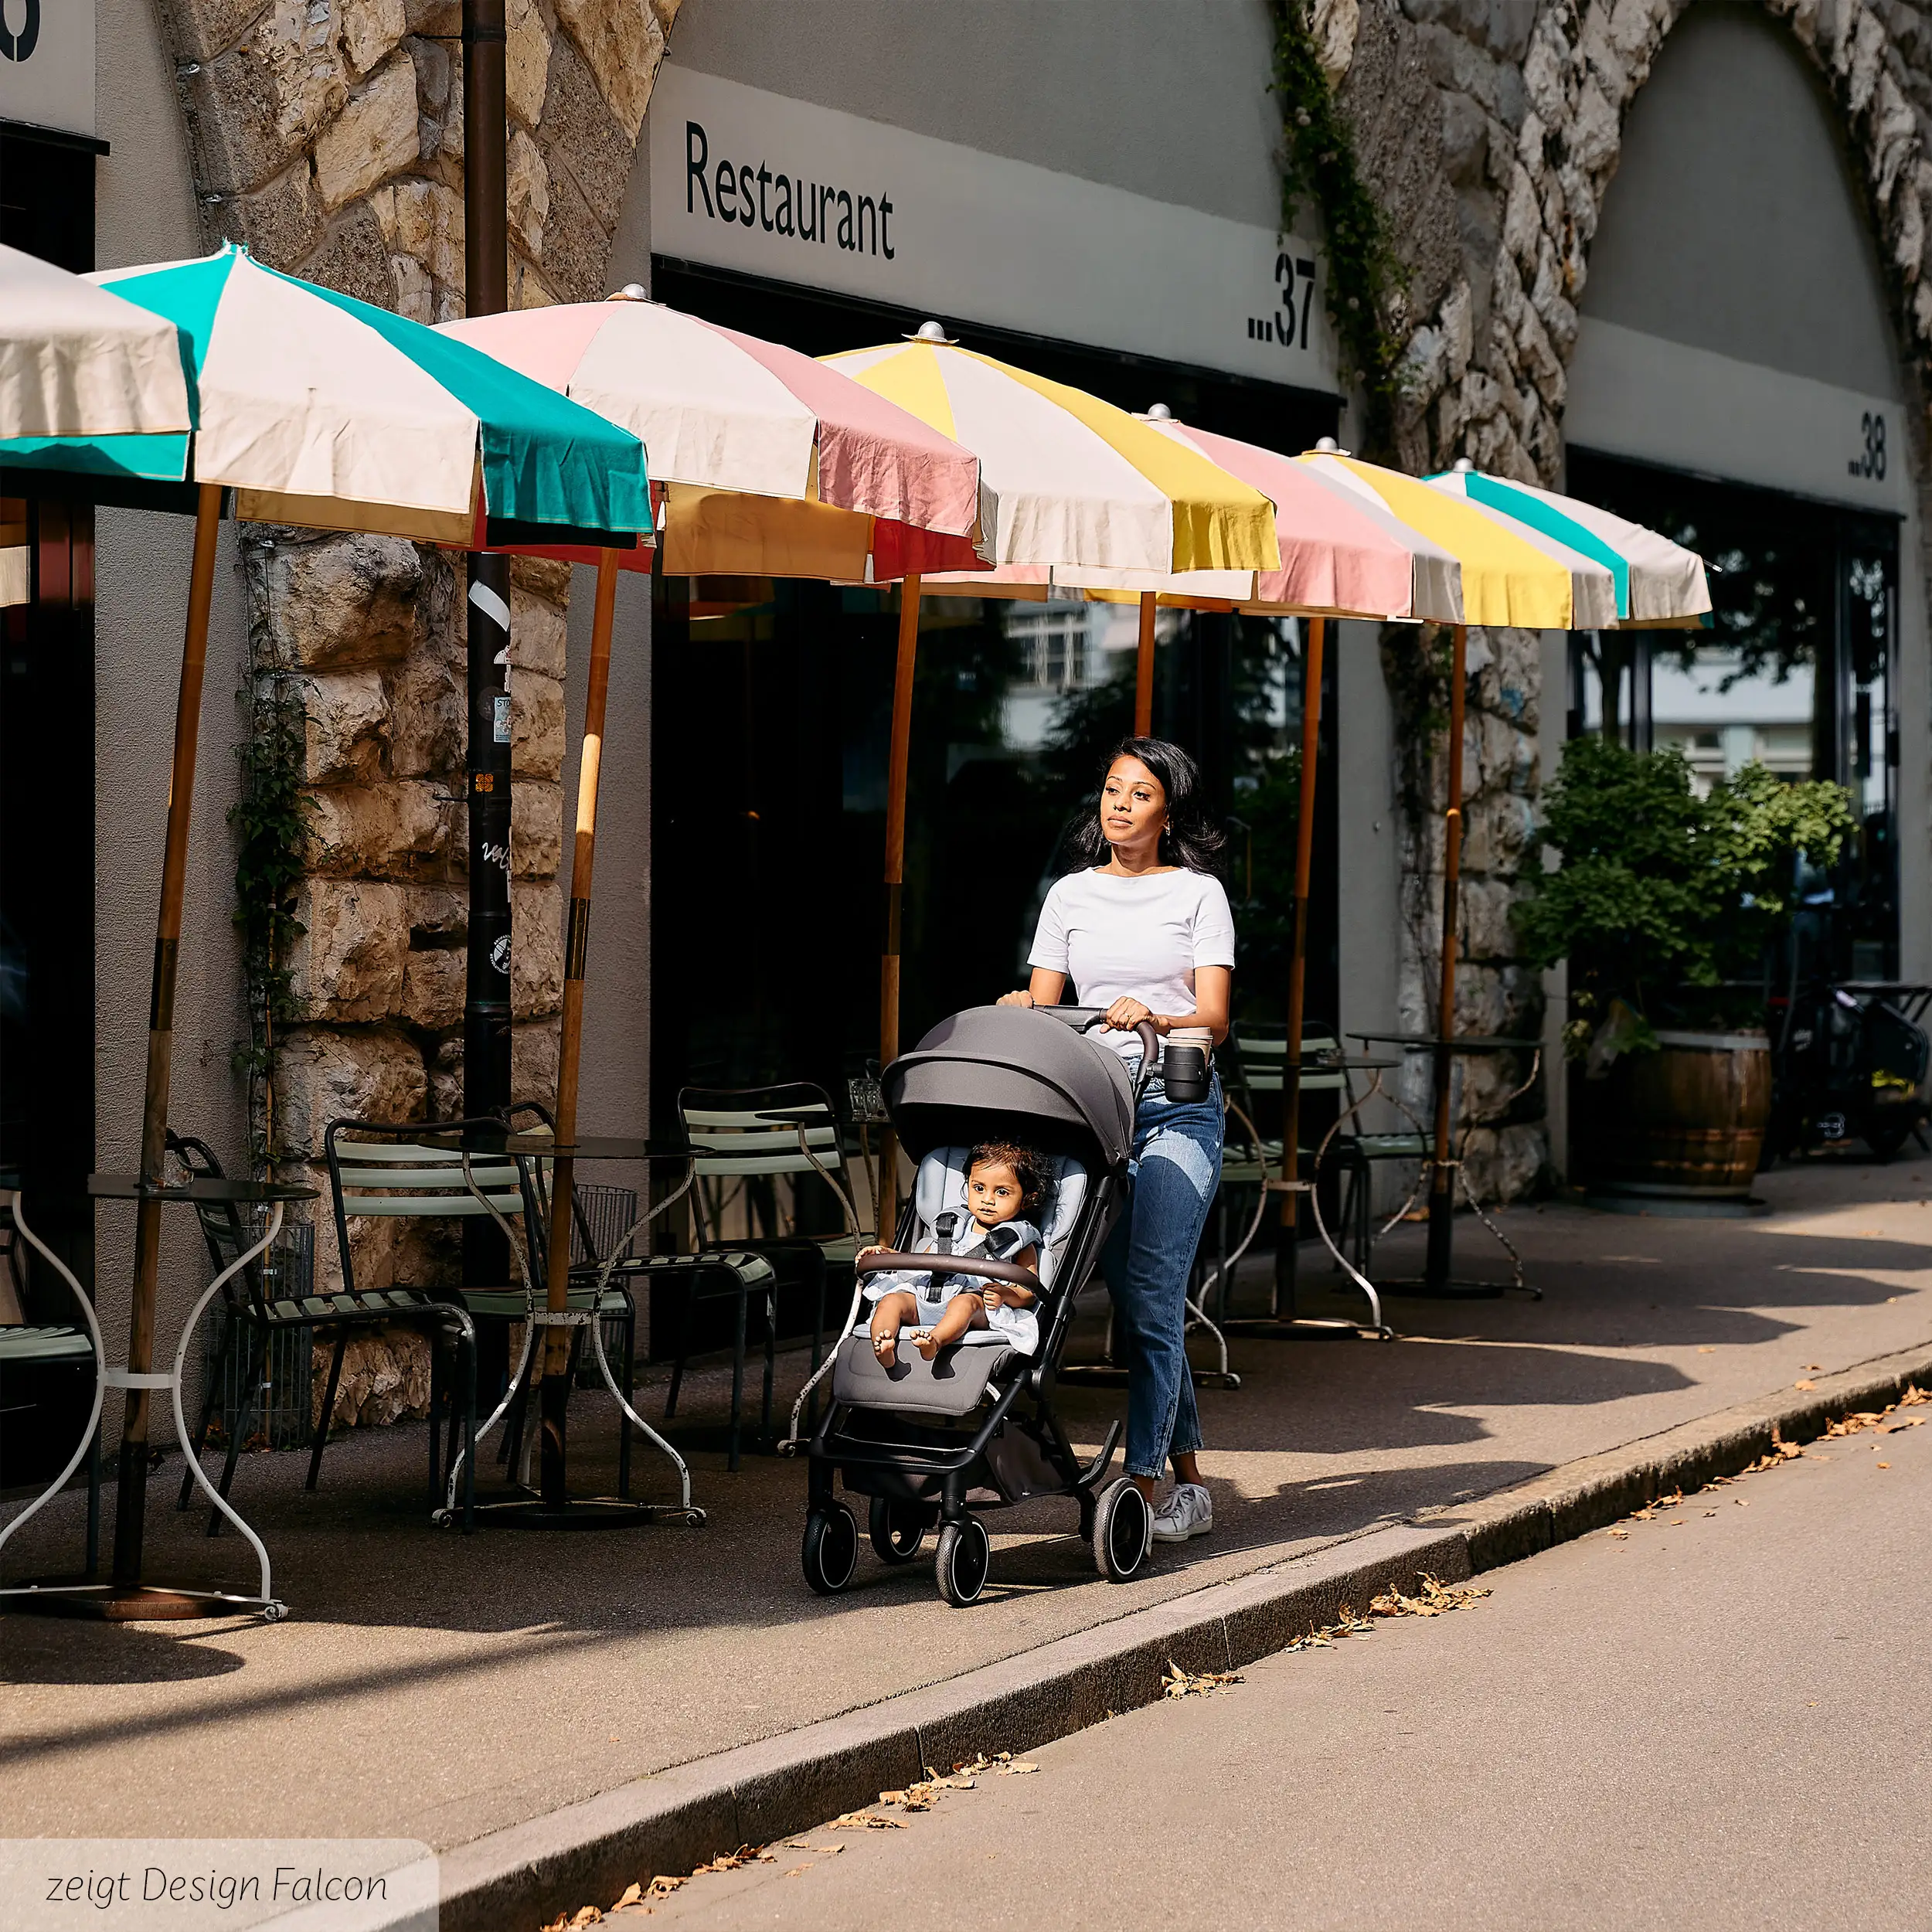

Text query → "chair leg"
[806,1253,826,1437]
[760,1287,777,1451]
[209,1324,270,1536]
[84,1417,101,1581]
[460,1326,477,1533]
[427,1330,446,1505]
[665,1279,696,1421]
[728,1285,748,1474]
[617,1308,634,1501]
[308,1331,348,1492]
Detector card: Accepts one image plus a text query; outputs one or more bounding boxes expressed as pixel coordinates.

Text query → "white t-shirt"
[1028,867,1236,1059]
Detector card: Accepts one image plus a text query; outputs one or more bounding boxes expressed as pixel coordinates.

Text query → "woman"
[1000,736,1232,1543]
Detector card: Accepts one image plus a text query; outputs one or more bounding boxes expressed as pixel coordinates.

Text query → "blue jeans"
[1100,1071,1223,1480]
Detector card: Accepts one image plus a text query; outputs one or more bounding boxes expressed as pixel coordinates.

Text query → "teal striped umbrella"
[1425,457,1710,627]
[0,246,652,1614]
[0,243,652,545]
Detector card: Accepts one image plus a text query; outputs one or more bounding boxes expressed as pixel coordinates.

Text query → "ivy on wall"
[230,671,311,1170]
[1267,0,1410,457]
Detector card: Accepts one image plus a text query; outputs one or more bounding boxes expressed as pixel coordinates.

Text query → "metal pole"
[537,552,617,1508]
[1134,591,1156,736]
[1426,623,1468,1289]
[877,576,920,1239]
[1273,616,1325,1317]
[464,0,512,1276]
[113,481,221,1591]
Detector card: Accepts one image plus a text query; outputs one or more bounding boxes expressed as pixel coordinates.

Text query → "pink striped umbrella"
[443,294,987,577]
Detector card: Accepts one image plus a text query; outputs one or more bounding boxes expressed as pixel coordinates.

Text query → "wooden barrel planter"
[1575,1030,1773,1216]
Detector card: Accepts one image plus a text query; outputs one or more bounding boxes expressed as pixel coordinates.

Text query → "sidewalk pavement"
[5,1152,1930,1879]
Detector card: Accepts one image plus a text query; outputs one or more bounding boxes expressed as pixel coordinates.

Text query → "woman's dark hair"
[966,1139,1049,1215]
[1065,736,1226,874]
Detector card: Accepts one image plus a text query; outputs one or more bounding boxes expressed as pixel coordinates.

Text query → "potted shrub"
[1514,736,1852,1211]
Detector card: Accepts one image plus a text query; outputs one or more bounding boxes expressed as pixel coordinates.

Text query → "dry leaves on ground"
[1283,1608,1377,1651]
[1370,1574,1493,1619]
[830,1809,910,1831]
[1162,1661,1246,1697]
[542,1848,771,1924]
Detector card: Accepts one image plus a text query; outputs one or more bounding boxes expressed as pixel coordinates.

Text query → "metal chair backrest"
[677,1083,852,1248]
[1233,1028,1349,1097]
[165,1130,265,1310]
[325,1117,529,1295]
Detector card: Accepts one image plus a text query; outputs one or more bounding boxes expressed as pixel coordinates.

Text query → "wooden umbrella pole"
[113,481,222,1590]
[1425,623,1468,1288]
[1274,617,1325,1315]
[1134,591,1156,736]
[877,575,921,1240]
[538,549,617,1509]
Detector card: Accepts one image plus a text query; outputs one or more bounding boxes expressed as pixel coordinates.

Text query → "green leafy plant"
[1514,736,1854,1053]
[1268,0,1410,454]
[230,674,312,1166]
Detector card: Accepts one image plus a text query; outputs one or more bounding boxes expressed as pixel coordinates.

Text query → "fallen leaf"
[1703,1509,1718,1518]
[1734,1498,1750,1507]
[1795,1379,1816,1391]
[1163,1660,1246,1697]
[1607,1527,1630,1539]
[1696,1345,1716,1354]
[615,1886,642,1910]
[832,1811,906,1832]
[784,1868,810,1878]
[1878,1461,1891,1468]
[1369,1575,1492,1619]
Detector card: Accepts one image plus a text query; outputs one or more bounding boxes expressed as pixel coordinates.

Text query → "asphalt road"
[644,1393,1932,1931]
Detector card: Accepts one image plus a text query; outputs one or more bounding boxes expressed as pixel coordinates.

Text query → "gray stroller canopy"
[883,1006,1136,1168]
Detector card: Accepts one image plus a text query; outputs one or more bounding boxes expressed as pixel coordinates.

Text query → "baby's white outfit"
[864,1211,1043,1355]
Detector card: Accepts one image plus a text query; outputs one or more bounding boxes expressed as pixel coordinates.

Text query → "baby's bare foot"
[913,1328,941,1361]
[871,1331,897,1368]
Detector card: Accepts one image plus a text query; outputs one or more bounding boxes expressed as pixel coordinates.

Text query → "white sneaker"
[1151,1482,1213,1543]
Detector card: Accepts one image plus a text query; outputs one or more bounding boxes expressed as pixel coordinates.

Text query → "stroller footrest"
[830,1332,1019,1417]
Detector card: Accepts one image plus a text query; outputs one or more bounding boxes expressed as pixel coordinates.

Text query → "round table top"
[87,1174,318,1203]
[1349,1033,1542,1054]
[1282,1054,1401,1072]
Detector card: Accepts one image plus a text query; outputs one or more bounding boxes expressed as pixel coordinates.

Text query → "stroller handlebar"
[1033,1006,1162,1084]
[855,1251,1046,1298]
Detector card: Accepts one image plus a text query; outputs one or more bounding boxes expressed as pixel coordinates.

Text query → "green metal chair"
[655,1083,862,1471]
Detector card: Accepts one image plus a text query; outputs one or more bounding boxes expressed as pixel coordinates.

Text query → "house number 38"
[1851,410,1888,481]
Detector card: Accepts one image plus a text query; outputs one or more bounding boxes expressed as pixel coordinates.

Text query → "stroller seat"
[830,1146,1087,1418]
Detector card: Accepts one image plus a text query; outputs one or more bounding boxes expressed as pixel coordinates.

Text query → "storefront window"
[650,580,1321,1116]
[1566,448,1899,978]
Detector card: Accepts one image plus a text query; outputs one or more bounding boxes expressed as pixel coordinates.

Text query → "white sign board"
[0,0,94,139]
[649,64,1337,394]
[1568,318,1910,515]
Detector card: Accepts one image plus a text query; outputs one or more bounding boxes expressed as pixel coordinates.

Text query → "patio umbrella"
[439,291,986,1471]
[1425,458,1712,628]
[1294,444,1631,1291]
[0,243,651,1604]
[823,328,1280,1225]
[0,243,192,441]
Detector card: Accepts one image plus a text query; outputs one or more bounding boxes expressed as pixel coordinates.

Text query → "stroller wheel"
[801,1503,859,1596]
[1091,1477,1151,1583]
[869,1495,927,1565]
[935,1517,991,1606]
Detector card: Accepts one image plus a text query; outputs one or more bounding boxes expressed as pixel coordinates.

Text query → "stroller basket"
[801,1005,1159,1605]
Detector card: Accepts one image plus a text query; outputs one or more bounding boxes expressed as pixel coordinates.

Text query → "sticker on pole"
[492,695,512,743]
[5,1839,437,1930]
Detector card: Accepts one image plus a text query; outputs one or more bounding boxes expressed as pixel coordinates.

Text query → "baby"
[860,1141,1046,1365]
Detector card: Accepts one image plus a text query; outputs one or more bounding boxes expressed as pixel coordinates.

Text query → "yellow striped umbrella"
[822,327,1281,1229]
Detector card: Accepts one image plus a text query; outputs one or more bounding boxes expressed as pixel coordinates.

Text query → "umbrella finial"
[1146,403,1174,420]
[1315,436,1339,452]
[904,319,957,344]
[1453,456,1476,473]
[610,283,649,301]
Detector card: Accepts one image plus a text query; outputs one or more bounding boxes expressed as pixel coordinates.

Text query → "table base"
[451,1495,706,1532]
[0,1580,285,1621]
[1220,1315,1385,1341]
[1372,1274,1541,1301]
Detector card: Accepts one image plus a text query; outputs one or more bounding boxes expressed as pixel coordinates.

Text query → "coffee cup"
[1162,1027,1213,1102]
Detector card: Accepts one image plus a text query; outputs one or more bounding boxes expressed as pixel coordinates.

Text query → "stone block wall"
[1318,0,1932,1197]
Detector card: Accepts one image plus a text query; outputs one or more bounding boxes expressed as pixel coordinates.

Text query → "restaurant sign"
[0,0,94,139]
[649,63,1338,395]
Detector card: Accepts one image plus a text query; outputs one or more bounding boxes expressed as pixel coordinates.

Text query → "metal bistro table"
[1349,1033,1543,1300]
[427,1131,706,1530]
[0,1172,315,1621]
[1220,1053,1400,1343]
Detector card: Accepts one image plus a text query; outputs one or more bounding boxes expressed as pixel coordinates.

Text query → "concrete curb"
[434,1340,1932,1932]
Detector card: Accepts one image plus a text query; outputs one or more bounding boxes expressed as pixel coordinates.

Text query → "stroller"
[798,1004,1157,1605]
